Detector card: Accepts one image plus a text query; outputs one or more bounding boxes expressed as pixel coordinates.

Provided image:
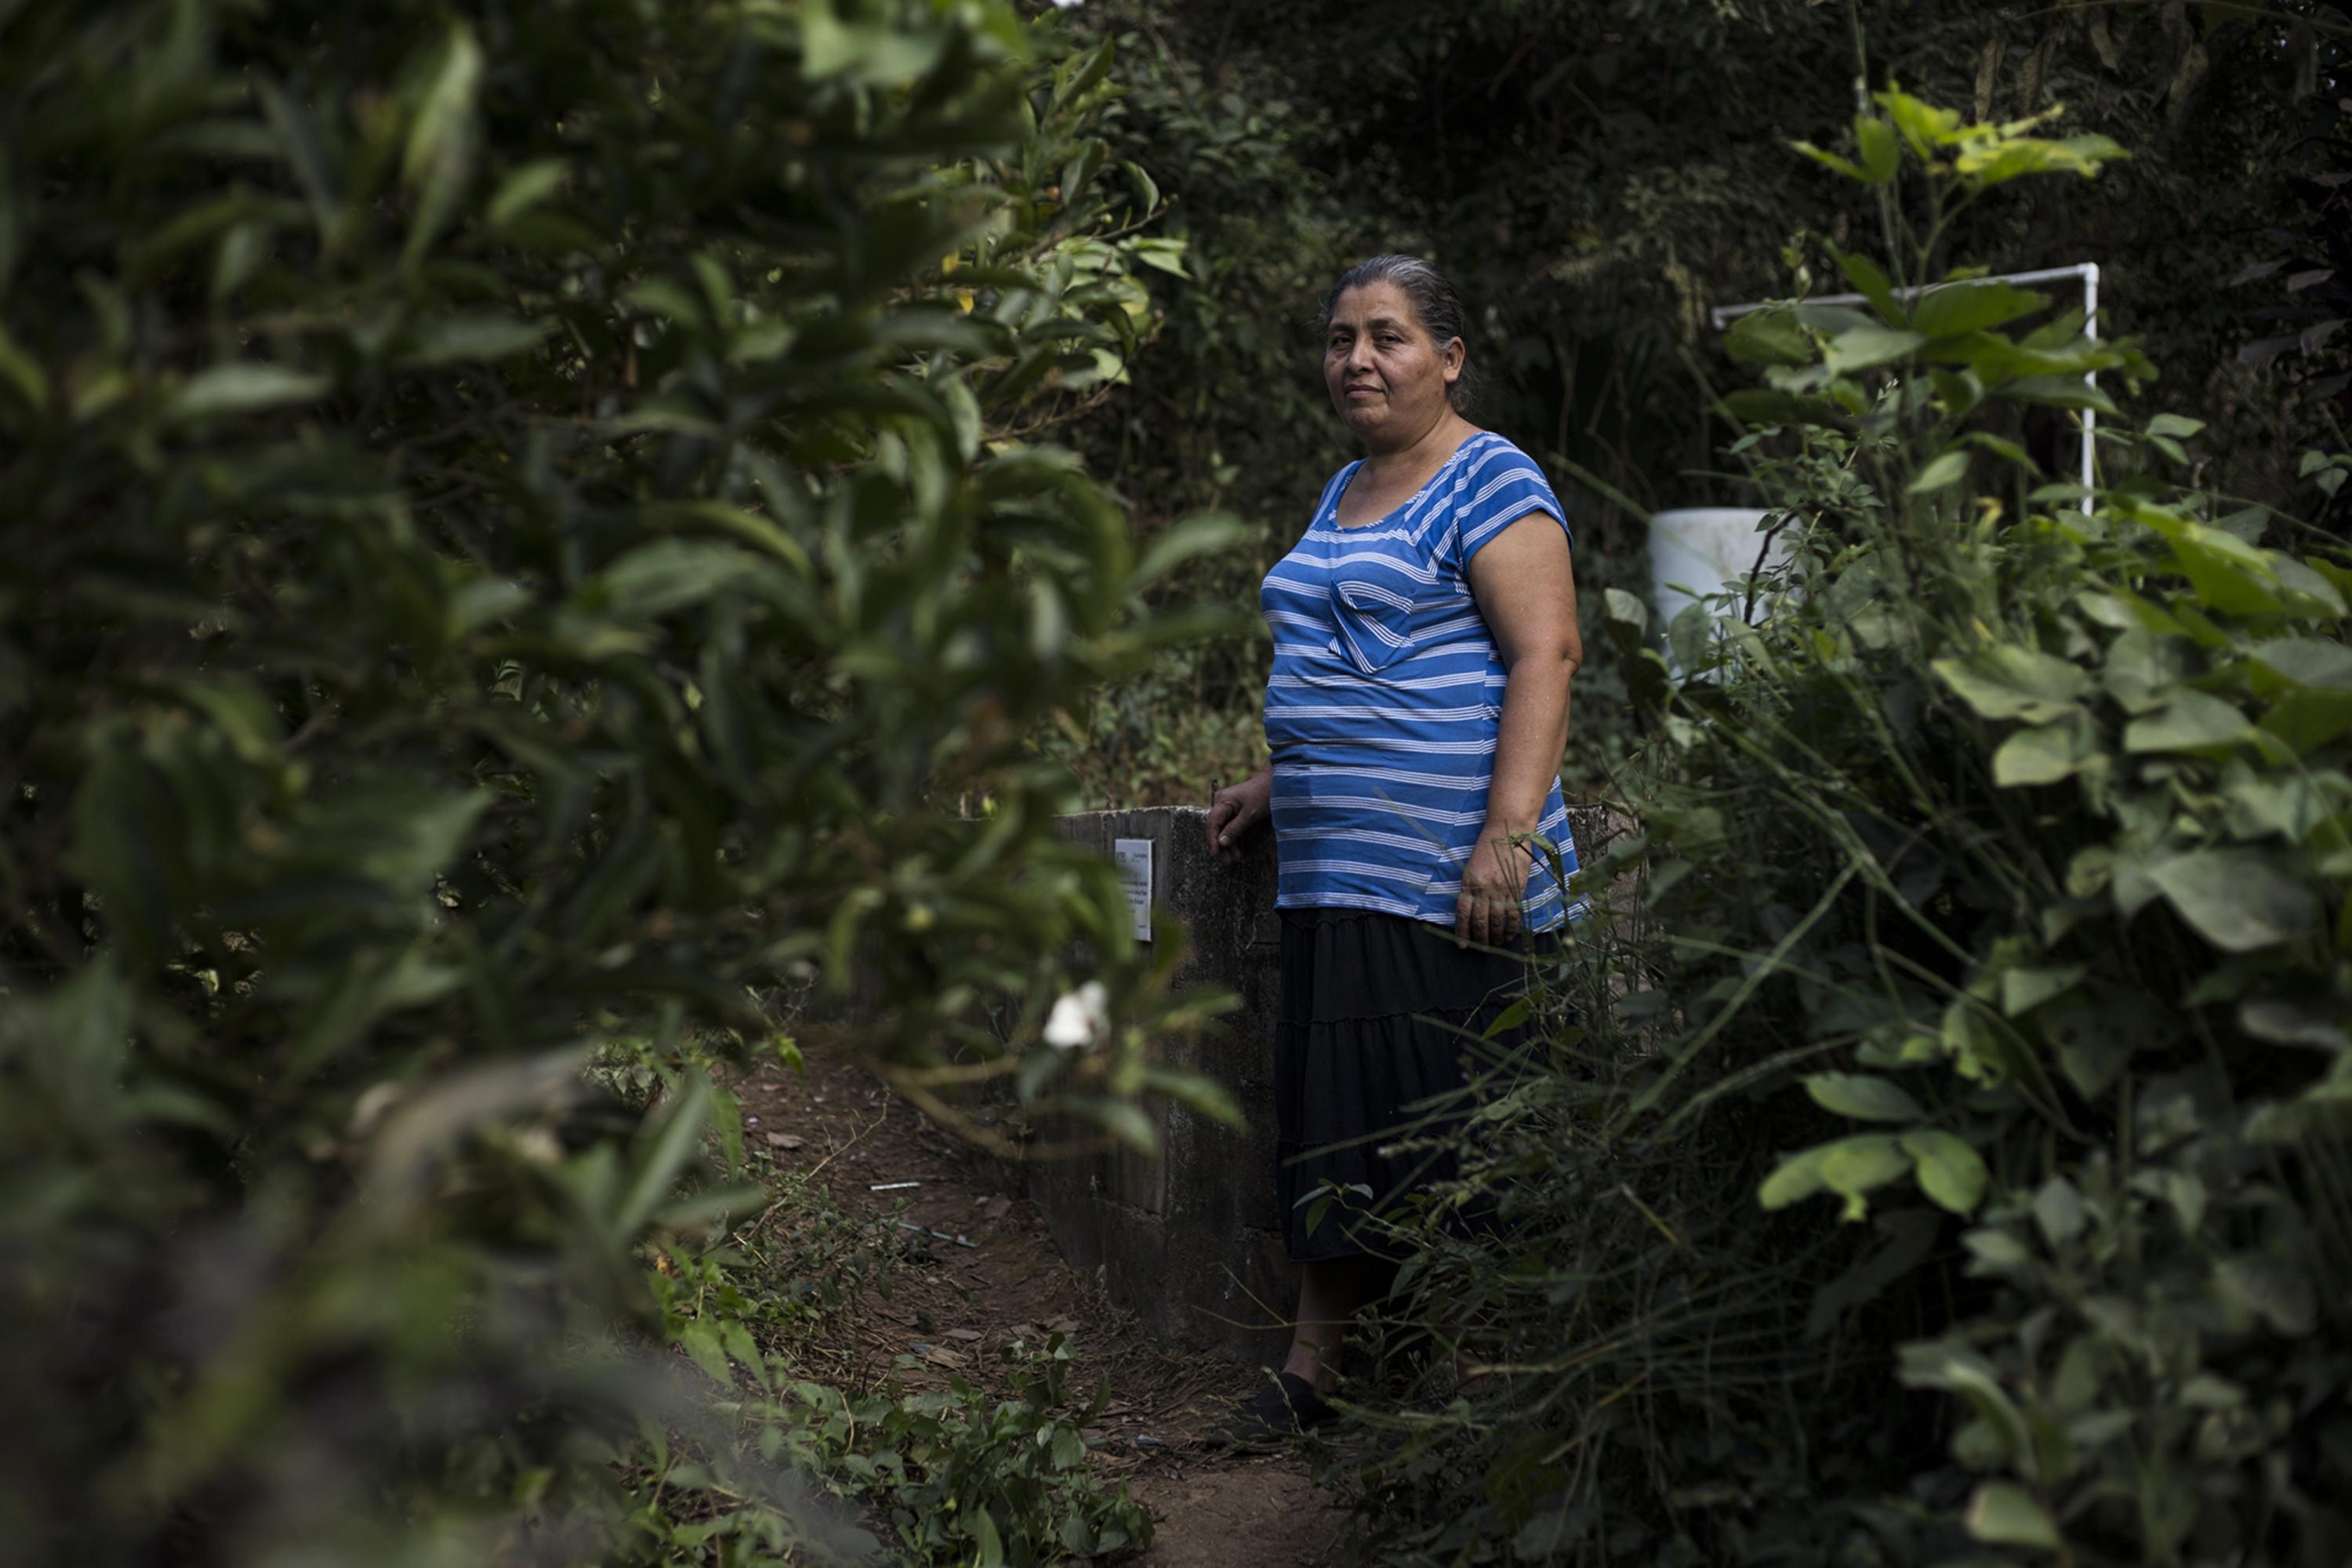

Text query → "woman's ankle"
[1281,1342,1335,1392]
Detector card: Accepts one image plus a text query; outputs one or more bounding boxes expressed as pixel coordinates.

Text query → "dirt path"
[731,1046,1352,1566]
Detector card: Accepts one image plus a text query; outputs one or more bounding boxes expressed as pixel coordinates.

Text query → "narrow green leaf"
[1789,140,1868,180]
[615,1075,713,1238]
[0,322,49,414]
[1908,450,1970,493]
[165,363,331,422]
[400,24,485,267]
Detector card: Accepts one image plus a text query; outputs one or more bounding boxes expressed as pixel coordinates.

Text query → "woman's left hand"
[1456,836,1533,948]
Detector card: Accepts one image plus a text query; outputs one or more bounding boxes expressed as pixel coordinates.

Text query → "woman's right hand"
[1207,767,1273,864]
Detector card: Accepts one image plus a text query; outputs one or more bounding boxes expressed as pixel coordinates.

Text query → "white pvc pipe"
[1710,262,2103,490]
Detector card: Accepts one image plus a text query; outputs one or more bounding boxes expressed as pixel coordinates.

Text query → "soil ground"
[731,1043,1356,1568]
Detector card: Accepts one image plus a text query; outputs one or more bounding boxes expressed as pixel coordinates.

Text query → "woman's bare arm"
[1458,515,1581,944]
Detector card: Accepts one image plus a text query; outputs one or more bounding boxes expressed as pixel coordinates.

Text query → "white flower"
[1043,980,1110,1051]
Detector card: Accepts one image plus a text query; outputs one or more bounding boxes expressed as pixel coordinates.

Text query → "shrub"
[0,0,1223,1558]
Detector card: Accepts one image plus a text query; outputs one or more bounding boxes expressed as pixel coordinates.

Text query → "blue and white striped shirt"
[1261,432,1585,930]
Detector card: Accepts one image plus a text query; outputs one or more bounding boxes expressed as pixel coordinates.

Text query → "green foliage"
[631,1190,1148,1566]
[1034,2,2345,808]
[1336,89,2352,1567]
[797,1336,1148,1566]
[0,0,1217,1557]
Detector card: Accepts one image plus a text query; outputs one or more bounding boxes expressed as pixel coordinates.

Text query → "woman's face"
[1323,280,1462,445]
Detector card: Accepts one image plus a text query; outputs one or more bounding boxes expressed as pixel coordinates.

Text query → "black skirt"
[1273,906,1536,1261]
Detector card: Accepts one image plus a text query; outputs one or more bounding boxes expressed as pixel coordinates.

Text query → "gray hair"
[1319,253,1479,414]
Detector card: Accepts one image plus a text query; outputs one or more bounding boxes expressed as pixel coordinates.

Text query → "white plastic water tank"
[1646,507,1787,627]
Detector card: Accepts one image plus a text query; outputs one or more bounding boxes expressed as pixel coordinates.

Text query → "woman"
[1205,254,1584,1442]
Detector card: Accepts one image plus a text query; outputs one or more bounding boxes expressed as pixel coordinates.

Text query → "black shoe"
[1203,1371,1338,1451]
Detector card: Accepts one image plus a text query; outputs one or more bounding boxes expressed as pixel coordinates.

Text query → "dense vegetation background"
[1050,0,2350,805]
[2,0,2347,1564]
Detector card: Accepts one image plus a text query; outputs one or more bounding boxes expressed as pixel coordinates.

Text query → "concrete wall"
[1037,804,1622,1365]
[1039,808,1293,1364]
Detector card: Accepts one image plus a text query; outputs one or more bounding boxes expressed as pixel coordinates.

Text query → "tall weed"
[1342,89,2352,1568]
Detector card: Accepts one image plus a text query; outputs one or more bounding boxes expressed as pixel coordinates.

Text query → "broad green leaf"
[2001,965,2084,1016]
[800,3,950,85]
[1718,388,1850,427]
[1941,999,2007,1084]
[1759,1144,1832,1210]
[2239,993,2351,1049]
[2123,690,2255,754]
[1954,133,2127,188]
[1834,249,1902,323]
[1802,1072,1925,1123]
[1994,720,2096,786]
[1899,1341,2031,1464]
[1933,646,2090,723]
[2273,555,2349,617]
[2147,412,2206,439]
[2249,638,2352,691]
[1902,1131,1987,1214]
[2032,1178,2087,1245]
[1820,1134,1911,1220]
[2100,626,2187,712]
[2132,505,2286,615]
[1823,325,1926,375]
[1724,307,1813,367]
[1854,116,1900,183]
[2263,688,2352,753]
[1965,1483,2060,1548]
[1872,89,1963,156]
[2147,851,2321,952]
[1791,302,1880,336]
[2005,373,2118,414]
[675,1320,735,1388]
[2214,1254,2316,1336]
[1912,280,2048,339]
[1932,367,1986,418]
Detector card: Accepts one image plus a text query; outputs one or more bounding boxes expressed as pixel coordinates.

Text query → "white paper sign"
[1112,837,1153,942]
